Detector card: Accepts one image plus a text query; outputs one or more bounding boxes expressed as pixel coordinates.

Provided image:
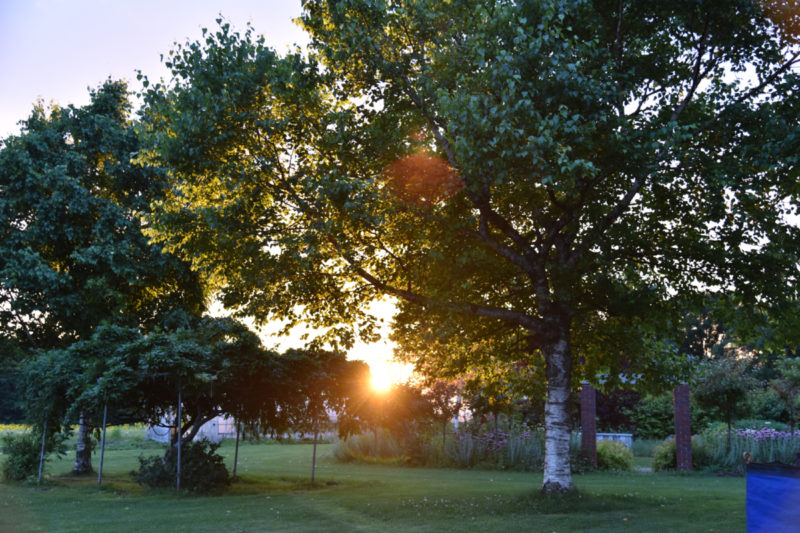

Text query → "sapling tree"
[423,379,462,454]
[694,358,753,451]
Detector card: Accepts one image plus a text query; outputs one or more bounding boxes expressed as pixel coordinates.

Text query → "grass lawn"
[1,440,745,532]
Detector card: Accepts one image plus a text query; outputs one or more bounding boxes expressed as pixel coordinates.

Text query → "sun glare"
[370,368,394,393]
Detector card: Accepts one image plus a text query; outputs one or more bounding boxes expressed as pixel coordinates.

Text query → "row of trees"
[21,316,374,480]
[3,1,800,492]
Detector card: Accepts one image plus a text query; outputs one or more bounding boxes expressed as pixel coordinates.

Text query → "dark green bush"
[747,388,789,423]
[132,438,230,493]
[625,394,674,439]
[2,433,40,481]
[625,393,717,439]
[597,440,633,471]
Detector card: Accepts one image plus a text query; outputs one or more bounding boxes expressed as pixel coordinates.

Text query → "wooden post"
[580,382,598,469]
[674,384,692,471]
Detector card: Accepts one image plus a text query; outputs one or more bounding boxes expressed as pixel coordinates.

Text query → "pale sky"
[0,0,307,138]
[0,0,411,383]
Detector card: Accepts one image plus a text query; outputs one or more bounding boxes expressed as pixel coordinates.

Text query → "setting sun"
[370,367,394,392]
[366,358,414,393]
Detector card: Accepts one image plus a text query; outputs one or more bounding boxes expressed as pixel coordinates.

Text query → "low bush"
[2,432,40,481]
[2,429,68,482]
[132,438,230,493]
[597,440,633,471]
[652,436,711,471]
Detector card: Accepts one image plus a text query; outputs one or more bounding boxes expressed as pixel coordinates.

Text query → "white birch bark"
[541,336,575,493]
[73,411,93,474]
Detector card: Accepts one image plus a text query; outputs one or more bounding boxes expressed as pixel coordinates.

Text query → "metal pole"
[97,404,108,489]
[233,421,240,479]
[311,426,319,484]
[176,383,182,491]
[37,420,47,485]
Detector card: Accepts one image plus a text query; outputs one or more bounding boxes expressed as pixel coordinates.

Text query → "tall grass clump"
[446,422,547,471]
[702,426,800,468]
[332,430,409,465]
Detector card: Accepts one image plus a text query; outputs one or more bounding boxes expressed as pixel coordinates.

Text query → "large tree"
[0,81,203,473]
[143,2,800,492]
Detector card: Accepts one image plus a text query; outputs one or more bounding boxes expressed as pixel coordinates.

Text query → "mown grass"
[1,439,745,532]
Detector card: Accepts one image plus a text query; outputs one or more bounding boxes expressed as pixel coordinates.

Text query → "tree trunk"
[73,411,93,475]
[541,322,575,493]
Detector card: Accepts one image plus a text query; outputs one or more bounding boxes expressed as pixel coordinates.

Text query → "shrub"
[597,440,633,471]
[1,429,67,482]
[132,438,230,493]
[747,389,790,423]
[625,393,717,440]
[2,432,40,481]
[652,436,711,471]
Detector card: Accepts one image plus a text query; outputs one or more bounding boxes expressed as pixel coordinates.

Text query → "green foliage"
[596,440,633,471]
[699,424,800,468]
[1,432,40,481]
[0,370,24,423]
[0,80,203,351]
[625,392,717,440]
[652,437,711,471]
[770,358,800,432]
[747,388,790,423]
[625,394,675,440]
[1,429,67,482]
[132,439,230,493]
[694,358,754,449]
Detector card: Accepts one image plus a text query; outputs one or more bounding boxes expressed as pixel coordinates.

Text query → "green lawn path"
[1,441,745,532]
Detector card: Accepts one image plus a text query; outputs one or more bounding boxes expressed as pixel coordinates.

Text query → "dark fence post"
[580,382,597,469]
[674,384,692,470]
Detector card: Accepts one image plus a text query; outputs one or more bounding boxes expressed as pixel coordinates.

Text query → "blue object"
[746,462,800,532]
